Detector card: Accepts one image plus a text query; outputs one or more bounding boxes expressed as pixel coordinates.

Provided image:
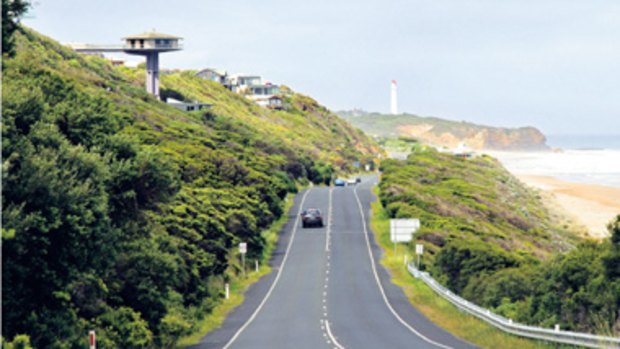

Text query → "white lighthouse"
[390,80,398,114]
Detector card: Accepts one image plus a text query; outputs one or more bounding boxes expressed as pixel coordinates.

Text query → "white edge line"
[222,189,312,349]
[324,319,346,349]
[353,185,453,349]
[326,186,333,252]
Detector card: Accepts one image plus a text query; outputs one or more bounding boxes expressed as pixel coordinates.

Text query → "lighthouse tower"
[390,80,398,114]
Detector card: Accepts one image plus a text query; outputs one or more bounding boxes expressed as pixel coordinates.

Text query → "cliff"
[339,111,549,151]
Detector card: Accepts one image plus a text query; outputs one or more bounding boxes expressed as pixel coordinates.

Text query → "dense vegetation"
[2,28,378,348]
[2,0,29,56]
[379,148,620,334]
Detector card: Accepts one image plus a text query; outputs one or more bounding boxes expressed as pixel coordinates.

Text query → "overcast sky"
[25,0,620,135]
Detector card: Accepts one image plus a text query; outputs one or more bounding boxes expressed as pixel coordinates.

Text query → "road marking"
[353,186,453,349]
[222,189,313,349]
[325,186,333,252]
[324,319,346,349]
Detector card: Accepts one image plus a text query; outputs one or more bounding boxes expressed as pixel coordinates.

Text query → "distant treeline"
[379,148,620,334]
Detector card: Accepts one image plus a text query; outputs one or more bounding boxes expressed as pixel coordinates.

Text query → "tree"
[2,0,30,56]
[609,215,620,246]
[604,215,620,279]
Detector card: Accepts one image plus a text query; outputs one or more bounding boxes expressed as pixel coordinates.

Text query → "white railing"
[407,263,620,348]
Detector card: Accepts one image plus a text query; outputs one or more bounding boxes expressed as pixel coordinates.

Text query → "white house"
[166,97,212,112]
[196,68,228,84]
[252,95,283,110]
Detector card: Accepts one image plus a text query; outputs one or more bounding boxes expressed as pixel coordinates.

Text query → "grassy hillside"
[339,110,548,151]
[379,148,620,334]
[2,27,378,348]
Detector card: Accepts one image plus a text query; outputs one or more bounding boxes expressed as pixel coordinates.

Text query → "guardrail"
[407,263,620,348]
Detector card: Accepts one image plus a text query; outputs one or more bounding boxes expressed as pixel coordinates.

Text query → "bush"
[96,307,153,349]
[435,239,520,293]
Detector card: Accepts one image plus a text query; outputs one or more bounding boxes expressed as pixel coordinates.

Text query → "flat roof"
[124,31,182,40]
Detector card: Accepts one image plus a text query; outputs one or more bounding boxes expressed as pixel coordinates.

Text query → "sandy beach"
[518,175,620,238]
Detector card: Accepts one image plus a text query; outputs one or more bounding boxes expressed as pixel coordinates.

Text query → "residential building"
[252,95,283,110]
[166,98,212,112]
[196,68,229,85]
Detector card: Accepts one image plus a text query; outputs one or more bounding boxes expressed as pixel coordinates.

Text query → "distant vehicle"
[334,179,346,186]
[301,208,323,228]
[346,178,357,186]
[355,177,362,183]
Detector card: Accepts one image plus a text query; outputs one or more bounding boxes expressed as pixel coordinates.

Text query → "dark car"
[334,178,346,186]
[355,177,362,183]
[301,208,324,228]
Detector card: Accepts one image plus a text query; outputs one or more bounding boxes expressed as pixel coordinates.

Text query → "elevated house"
[70,31,183,98]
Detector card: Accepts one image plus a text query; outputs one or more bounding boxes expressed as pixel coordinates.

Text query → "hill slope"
[339,110,549,151]
[379,149,620,334]
[2,28,378,348]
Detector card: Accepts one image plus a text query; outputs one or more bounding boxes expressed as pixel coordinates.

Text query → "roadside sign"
[416,244,424,255]
[239,242,247,276]
[390,219,420,243]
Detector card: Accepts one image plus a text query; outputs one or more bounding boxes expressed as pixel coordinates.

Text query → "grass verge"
[177,194,296,347]
[369,189,573,349]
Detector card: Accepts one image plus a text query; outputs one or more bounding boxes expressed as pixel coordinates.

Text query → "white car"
[346,178,357,186]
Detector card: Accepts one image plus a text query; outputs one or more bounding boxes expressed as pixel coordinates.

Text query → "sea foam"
[487,150,620,188]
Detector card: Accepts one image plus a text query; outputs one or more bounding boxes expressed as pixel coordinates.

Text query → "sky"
[24,0,620,135]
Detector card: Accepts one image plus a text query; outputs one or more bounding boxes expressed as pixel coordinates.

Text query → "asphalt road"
[191,177,478,349]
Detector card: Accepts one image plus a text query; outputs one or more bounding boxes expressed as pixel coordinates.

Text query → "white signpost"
[239,242,247,276]
[415,243,424,268]
[415,244,424,254]
[390,219,420,254]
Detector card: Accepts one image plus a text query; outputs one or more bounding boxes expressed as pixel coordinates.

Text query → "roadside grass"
[369,195,573,349]
[177,194,296,347]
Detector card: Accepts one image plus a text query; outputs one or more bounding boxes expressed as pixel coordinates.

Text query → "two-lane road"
[192,178,477,349]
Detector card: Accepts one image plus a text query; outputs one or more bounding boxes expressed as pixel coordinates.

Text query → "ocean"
[489,134,620,188]
[546,134,620,151]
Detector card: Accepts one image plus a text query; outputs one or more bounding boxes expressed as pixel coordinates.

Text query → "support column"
[145,52,160,98]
